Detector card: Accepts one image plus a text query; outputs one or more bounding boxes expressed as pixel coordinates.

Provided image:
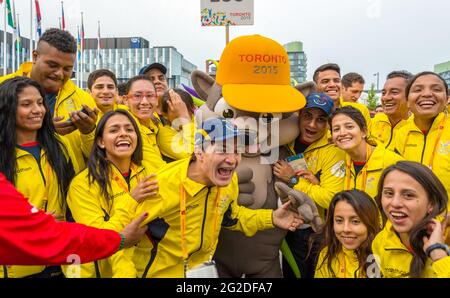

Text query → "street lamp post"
[374,72,380,91]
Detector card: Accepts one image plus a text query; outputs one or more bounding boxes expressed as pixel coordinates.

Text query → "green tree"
[366,83,379,110]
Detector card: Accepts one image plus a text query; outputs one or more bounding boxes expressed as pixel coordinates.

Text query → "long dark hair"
[375,161,448,278]
[0,76,75,207]
[87,109,143,201]
[317,190,381,277]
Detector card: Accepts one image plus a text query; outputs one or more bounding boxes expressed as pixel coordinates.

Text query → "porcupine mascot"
[191,35,321,277]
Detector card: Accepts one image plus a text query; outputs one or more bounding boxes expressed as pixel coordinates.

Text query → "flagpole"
[16,13,19,69]
[97,20,100,68]
[11,0,15,72]
[3,1,7,75]
[29,0,32,61]
[76,25,79,86]
[80,12,84,88]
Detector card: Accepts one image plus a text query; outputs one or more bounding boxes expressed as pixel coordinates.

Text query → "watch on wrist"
[425,243,450,258]
[288,175,299,188]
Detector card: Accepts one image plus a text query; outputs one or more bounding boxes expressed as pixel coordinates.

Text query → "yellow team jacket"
[340,97,372,136]
[117,105,166,172]
[133,158,274,278]
[394,112,450,208]
[96,103,119,124]
[371,113,408,151]
[344,145,404,198]
[0,137,79,278]
[157,117,195,161]
[66,163,148,278]
[315,247,364,278]
[0,62,97,171]
[372,221,450,278]
[286,133,346,217]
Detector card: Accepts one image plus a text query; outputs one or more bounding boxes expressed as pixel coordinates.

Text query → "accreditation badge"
[185,260,219,278]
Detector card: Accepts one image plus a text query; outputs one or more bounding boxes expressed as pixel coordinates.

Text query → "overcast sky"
[11,0,450,88]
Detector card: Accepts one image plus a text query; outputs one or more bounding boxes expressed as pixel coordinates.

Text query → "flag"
[80,13,84,49]
[5,0,14,29]
[76,26,81,61]
[61,1,65,30]
[16,13,21,51]
[35,0,42,37]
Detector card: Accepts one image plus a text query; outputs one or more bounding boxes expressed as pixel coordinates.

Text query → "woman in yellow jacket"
[123,75,167,173]
[157,88,196,162]
[67,109,158,278]
[330,106,403,198]
[373,161,450,278]
[394,72,450,209]
[315,190,381,278]
[0,77,77,278]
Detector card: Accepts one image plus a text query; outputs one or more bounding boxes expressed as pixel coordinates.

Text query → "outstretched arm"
[0,174,145,265]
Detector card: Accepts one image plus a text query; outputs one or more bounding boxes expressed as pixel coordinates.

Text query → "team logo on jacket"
[331,160,346,178]
[218,195,229,215]
[438,141,450,155]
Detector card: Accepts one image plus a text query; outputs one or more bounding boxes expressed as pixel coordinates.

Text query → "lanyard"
[110,164,140,193]
[402,116,446,169]
[179,184,221,269]
[345,145,373,191]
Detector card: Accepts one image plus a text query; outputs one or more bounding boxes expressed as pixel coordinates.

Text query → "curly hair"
[38,28,77,54]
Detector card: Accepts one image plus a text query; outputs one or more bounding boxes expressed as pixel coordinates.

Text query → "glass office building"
[283,41,307,84]
[435,61,450,88]
[0,30,35,74]
[82,37,197,88]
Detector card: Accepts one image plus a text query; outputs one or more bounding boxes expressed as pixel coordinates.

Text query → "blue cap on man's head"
[195,117,245,147]
[139,62,167,75]
[304,92,334,116]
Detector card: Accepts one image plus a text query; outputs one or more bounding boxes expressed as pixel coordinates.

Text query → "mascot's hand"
[236,166,255,207]
[274,182,323,232]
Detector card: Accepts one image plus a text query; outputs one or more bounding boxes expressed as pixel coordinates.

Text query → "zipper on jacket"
[385,126,395,149]
[94,261,101,278]
[142,244,158,278]
[420,132,428,164]
[3,266,7,278]
[189,187,212,259]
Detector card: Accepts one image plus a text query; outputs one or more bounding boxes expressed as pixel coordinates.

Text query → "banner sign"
[201,0,254,26]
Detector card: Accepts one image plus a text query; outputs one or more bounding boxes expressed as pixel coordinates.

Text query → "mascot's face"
[192,74,300,158]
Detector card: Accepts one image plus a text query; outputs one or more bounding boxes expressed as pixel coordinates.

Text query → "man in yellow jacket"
[273,93,346,278]
[372,71,411,150]
[87,69,119,122]
[133,118,303,277]
[0,29,98,170]
[313,63,372,135]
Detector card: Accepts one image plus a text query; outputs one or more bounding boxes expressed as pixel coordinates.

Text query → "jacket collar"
[109,161,145,181]
[180,158,210,197]
[287,131,332,155]
[409,112,447,134]
[15,146,44,159]
[381,221,410,252]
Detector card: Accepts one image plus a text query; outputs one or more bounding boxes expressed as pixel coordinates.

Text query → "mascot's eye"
[223,109,235,119]
[260,113,274,123]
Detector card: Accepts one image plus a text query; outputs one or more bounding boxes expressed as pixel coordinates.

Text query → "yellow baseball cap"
[216,35,306,113]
